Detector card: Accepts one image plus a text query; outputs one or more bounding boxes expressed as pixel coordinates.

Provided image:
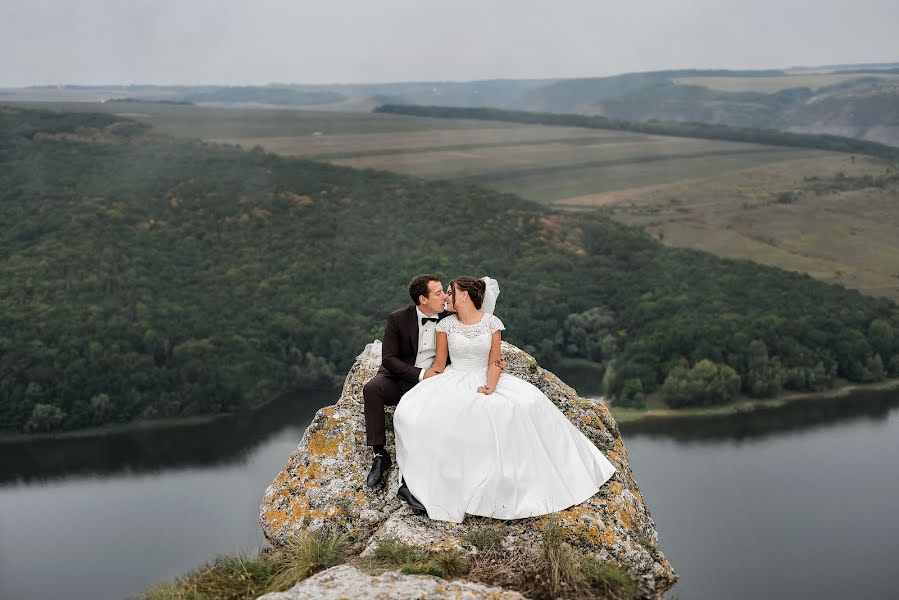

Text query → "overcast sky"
[1,0,898,86]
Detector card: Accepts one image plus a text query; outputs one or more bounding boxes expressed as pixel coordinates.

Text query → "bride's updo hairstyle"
[450,276,487,310]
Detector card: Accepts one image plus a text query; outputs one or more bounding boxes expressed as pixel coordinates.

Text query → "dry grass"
[599,154,899,300]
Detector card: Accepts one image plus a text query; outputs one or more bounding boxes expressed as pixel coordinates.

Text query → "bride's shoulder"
[486,314,505,332]
[436,313,458,332]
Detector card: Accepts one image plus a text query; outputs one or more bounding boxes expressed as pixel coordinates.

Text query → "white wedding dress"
[393,313,617,523]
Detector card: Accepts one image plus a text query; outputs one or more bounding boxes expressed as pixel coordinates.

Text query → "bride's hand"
[477,385,494,395]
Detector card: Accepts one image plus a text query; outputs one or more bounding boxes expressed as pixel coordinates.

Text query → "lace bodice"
[437,313,505,372]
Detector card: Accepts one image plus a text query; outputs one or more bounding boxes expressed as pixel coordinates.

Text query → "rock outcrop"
[259,342,677,598]
[257,565,526,600]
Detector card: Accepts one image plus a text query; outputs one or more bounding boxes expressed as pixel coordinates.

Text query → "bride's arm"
[478,331,502,395]
[430,332,448,373]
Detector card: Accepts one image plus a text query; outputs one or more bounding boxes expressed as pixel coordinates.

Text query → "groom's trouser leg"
[363,374,414,447]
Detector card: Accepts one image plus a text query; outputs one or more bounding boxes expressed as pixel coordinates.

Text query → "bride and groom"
[362,274,616,524]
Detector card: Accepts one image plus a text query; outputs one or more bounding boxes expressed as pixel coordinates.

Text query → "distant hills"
[4,62,899,145]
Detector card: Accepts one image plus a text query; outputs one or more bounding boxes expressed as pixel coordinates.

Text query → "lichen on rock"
[259,341,677,598]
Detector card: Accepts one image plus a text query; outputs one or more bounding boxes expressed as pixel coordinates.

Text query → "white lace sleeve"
[488,315,505,334]
[436,315,454,333]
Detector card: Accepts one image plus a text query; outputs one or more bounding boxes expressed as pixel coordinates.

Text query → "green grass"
[140,553,280,600]
[367,539,469,578]
[138,526,352,600]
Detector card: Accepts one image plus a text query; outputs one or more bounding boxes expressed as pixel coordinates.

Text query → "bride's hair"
[450,276,487,310]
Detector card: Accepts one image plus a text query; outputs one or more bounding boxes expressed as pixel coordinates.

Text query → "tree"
[661,359,740,407]
[25,403,66,433]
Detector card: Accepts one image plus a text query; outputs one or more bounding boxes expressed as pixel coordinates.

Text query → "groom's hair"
[409,274,441,305]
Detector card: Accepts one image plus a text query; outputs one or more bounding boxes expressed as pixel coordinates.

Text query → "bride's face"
[445,285,455,312]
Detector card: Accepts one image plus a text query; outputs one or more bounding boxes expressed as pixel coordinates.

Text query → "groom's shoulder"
[388,304,415,321]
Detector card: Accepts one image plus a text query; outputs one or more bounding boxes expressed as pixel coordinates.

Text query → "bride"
[393,276,617,523]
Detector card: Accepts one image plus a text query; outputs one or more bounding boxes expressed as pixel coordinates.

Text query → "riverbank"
[607,377,899,424]
[0,389,339,445]
[4,376,898,443]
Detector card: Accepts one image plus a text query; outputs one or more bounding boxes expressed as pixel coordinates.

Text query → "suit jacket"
[378,304,451,384]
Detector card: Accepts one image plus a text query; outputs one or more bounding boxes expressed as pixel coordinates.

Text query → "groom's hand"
[494,358,508,372]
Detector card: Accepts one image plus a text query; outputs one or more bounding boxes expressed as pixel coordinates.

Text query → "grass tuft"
[140,553,278,600]
[139,526,352,600]
[537,515,640,599]
[267,525,350,591]
[369,539,469,579]
[579,557,638,600]
[465,524,507,556]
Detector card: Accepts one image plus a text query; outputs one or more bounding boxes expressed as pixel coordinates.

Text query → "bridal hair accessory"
[481,276,500,315]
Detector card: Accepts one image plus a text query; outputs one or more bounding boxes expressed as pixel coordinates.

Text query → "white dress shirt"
[414,307,439,380]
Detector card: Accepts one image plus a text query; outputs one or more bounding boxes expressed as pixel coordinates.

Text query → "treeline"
[2,105,898,433]
[373,104,899,163]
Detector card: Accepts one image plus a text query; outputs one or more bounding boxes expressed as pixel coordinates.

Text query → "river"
[1,385,897,599]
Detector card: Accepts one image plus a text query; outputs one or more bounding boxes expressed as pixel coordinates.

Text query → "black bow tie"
[421,317,439,325]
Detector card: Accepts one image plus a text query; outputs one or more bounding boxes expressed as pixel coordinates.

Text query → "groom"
[363,274,449,510]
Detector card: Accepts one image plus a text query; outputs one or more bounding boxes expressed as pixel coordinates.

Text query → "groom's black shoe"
[366,453,392,488]
[397,483,426,512]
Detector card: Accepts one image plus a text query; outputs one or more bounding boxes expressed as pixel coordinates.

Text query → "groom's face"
[419,280,446,315]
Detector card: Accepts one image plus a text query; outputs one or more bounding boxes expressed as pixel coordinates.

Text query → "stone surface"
[256,564,528,599]
[259,341,677,598]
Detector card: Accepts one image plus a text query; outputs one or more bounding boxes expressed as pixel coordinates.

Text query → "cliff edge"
[259,341,677,599]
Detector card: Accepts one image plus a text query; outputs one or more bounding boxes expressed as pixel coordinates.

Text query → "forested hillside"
[2,105,898,433]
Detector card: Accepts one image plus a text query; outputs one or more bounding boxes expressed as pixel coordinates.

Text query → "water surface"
[2,386,898,599]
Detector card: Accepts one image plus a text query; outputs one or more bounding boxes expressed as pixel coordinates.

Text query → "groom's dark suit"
[363,304,450,447]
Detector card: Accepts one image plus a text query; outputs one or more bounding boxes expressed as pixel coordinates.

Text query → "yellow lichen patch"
[616,503,635,530]
[306,428,341,457]
[252,207,271,219]
[590,524,619,547]
[280,191,314,206]
[264,508,291,530]
[608,482,623,496]
[432,540,461,551]
[355,491,367,506]
[292,461,324,494]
